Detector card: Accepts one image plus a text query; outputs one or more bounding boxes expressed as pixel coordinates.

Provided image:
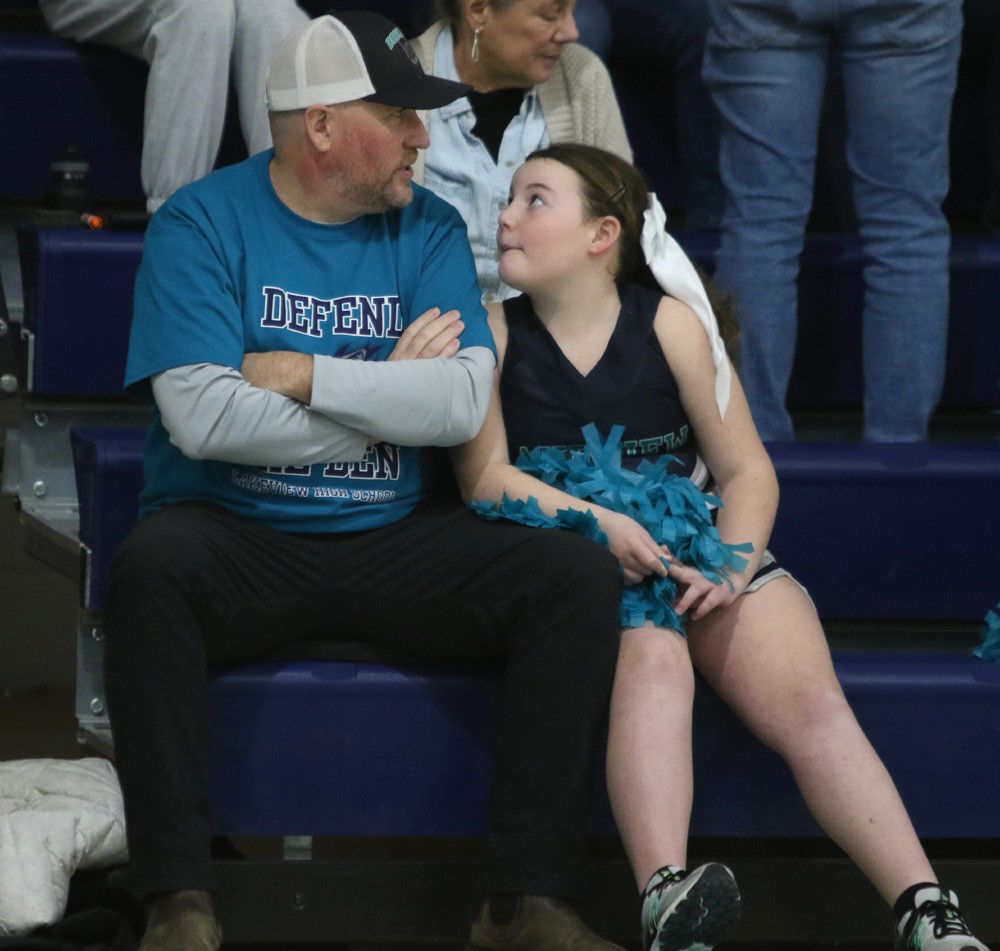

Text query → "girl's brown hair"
[525,143,740,358]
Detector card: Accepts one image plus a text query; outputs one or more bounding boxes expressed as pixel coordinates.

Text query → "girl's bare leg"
[687,577,935,904]
[606,624,696,890]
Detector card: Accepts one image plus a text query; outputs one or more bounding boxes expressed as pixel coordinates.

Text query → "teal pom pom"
[471,495,608,546]
[973,603,1000,663]
[471,425,753,633]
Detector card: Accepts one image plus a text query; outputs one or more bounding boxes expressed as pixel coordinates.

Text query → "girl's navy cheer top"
[499,282,698,478]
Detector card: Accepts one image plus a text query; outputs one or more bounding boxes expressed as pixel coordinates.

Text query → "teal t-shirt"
[126,149,492,532]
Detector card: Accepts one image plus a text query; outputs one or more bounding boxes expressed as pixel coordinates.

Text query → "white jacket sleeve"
[152,363,370,466]
[308,345,495,446]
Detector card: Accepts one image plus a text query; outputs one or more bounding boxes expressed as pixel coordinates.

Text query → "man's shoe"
[641,864,741,951]
[139,889,222,951]
[894,887,989,951]
[467,894,628,950]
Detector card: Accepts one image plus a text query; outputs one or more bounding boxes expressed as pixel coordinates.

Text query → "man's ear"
[590,215,622,256]
[304,104,333,153]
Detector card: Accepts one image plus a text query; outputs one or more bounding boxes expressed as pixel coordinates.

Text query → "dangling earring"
[471,26,481,63]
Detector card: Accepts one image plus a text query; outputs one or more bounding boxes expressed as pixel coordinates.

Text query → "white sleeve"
[308,345,496,446]
[152,363,370,466]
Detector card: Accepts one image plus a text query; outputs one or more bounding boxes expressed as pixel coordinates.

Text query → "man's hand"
[241,351,314,404]
[388,307,464,362]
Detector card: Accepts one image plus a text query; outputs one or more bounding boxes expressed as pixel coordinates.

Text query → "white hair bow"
[641,193,731,419]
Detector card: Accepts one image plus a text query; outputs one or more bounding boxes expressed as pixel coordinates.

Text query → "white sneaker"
[894,886,989,951]
[640,863,741,951]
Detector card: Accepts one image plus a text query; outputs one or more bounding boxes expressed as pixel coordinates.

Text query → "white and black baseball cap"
[266,11,471,112]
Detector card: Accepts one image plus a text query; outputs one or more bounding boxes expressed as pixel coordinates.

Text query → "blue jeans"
[704,0,962,441]
[610,0,724,230]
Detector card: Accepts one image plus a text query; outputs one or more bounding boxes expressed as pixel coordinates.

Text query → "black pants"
[104,499,622,901]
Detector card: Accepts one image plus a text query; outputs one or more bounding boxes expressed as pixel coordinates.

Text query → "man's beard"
[339,175,413,213]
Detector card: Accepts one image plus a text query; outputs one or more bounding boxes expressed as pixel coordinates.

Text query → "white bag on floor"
[0,757,128,937]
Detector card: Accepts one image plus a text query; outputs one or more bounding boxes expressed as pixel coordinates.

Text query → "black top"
[468,87,528,163]
[500,283,698,476]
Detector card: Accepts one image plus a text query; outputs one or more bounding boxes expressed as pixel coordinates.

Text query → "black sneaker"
[640,863,741,951]
[894,886,989,951]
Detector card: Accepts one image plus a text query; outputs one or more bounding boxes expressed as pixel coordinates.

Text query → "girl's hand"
[388,308,463,361]
[601,511,671,585]
[667,559,748,621]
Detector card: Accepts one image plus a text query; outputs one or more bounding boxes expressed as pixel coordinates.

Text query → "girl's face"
[475,0,579,89]
[497,158,594,293]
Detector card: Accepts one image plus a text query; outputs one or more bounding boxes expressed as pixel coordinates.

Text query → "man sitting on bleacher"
[106,12,626,951]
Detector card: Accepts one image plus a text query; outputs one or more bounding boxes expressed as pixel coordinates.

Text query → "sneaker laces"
[919,898,973,938]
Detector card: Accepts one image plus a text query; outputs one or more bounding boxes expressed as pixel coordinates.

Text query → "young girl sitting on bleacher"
[451,143,989,951]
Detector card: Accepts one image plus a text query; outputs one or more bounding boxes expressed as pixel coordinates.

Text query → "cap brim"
[364,75,471,110]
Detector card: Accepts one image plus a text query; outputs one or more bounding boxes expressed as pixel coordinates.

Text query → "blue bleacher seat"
[678,231,1000,412]
[18,223,999,410]
[206,649,1000,841]
[70,426,145,610]
[0,34,145,203]
[17,223,143,395]
[769,441,1000,621]
[945,236,1000,407]
[67,426,1000,845]
[68,429,1000,624]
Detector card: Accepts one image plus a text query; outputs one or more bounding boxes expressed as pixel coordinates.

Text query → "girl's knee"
[618,626,695,696]
[761,676,856,753]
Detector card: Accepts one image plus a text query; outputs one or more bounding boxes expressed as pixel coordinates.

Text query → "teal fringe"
[470,424,753,633]
[973,602,1000,663]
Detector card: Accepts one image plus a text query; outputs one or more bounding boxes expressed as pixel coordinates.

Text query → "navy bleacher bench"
[69,426,1000,841]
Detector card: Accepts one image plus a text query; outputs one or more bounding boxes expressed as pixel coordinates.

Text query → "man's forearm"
[308,346,495,445]
[153,364,369,465]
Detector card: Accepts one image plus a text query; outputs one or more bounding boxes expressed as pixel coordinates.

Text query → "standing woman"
[451,144,990,951]
[410,0,631,301]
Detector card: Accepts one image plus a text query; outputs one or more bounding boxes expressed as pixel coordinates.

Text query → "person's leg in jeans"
[609,0,724,230]
[838,0,962,441]
[703,1,831,441]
